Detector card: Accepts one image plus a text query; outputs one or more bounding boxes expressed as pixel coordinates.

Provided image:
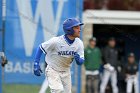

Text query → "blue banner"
[0,0,2,30]
[5,0,83,84]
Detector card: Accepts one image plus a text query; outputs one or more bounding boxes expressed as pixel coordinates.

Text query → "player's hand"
[126,74,130,78]
[34,62,43,76]
[104,63,114,72]
[74,53,84,65]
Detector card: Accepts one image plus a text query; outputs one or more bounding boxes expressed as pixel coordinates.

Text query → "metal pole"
[1,0,6,93]
[0,0,3,92]
[76,0,82,92]
[2,0,5,52]
[76,0,83,93]
[0,52,8,93]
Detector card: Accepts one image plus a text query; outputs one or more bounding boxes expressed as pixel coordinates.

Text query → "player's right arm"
[74,39,85,65]
[34,37,57,76]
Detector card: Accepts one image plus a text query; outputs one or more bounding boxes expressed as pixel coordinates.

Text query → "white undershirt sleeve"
[76,40,84,59]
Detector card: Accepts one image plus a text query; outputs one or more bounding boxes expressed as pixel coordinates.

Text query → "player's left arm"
[74,40,85,65]
[33,46,43,76]
[34,37,56,76]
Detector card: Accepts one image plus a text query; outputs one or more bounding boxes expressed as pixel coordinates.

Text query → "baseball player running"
[124,53,139,93]
[33,18,85,93]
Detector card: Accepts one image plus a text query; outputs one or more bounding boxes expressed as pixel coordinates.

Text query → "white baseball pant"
[126,75,139,93]
[39,77,49,93]
[100,69,118,93]
[45,66,71,93]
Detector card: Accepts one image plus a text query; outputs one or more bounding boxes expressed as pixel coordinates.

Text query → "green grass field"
[2,84,50,93]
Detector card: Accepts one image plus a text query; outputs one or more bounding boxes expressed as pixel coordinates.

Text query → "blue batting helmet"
[63,18,84,35]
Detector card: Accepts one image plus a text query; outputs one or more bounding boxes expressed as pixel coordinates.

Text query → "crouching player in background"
[124,53,139,93]
[33,18,85,93]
